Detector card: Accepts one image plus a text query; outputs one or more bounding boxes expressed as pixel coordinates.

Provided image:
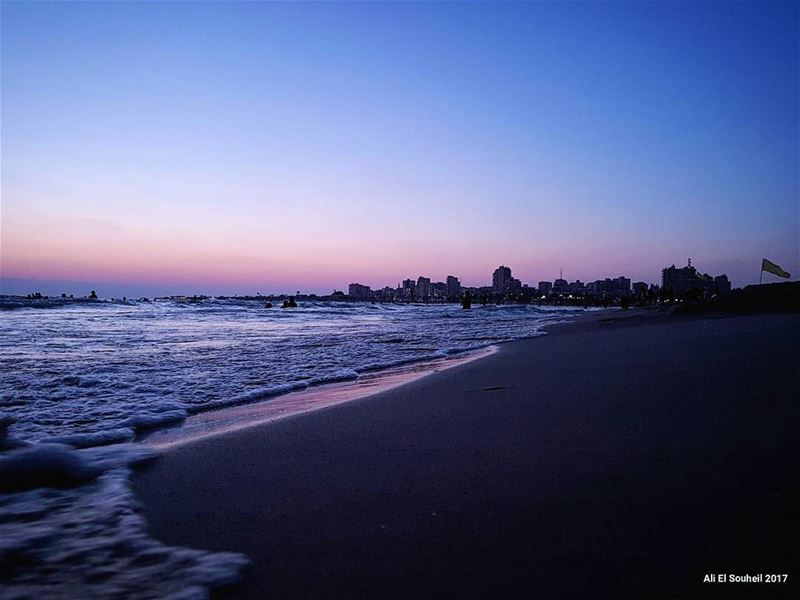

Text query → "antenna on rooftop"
[560,268,563,279]
[688,258,692,267]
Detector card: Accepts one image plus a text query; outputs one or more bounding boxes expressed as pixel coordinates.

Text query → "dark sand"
[133,311,799,598]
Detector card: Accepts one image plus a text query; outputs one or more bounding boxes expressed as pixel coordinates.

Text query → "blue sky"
[2,1,798,296]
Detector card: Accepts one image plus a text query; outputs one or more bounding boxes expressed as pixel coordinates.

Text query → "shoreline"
[142,345,500,450]
[140,310,602,450]
[133,309,799,598]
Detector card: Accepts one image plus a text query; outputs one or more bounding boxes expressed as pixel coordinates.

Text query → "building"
[432,282,448,301]
[538,281,553,296]
[491,265,522,295]
[401,279,416,300]
[662,262,699,296]
[568,280,585,295]
[583,277,630,298]
[633,282,648,295]
[492,266,512,293]
[553,278,569,294]
[611,276,631,296]
[661,259,730,299]
[348,283,371,299]
[377,286,396,301]
[416,277,431,302]
[714,275,731,294]
[446,275,461,300]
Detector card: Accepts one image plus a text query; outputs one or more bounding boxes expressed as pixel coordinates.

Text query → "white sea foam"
[205,381,312,411]
[0,300,585,445]
[0,439,248,598]
[120,409,189,431]
[307,369,360,386]
[47,427,136,448]
[357,351,449,373]
[0,300,588,595]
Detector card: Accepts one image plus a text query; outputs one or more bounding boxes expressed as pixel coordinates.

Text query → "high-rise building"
[416,277,431,302]
[553,278,569,294]
[401,279,416,300]
[568,280,585,294]
[662,261,699,296]
[612,276,631,296]
[432,282,448,301]
[661,259,729,299]
[492,266,512,293]
[538,281,553,296]
[446,275,461,299]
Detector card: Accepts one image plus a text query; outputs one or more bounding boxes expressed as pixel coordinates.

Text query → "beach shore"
[133,310,799,598]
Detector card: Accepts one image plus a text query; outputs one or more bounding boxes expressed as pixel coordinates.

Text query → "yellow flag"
[761,258,790,278]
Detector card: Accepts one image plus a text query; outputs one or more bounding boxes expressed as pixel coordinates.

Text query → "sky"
[1,1,798,297]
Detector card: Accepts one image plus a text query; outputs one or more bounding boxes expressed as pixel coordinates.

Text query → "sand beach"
[132,310,799,598]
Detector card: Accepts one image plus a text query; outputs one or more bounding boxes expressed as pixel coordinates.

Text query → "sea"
[0,297,588,598]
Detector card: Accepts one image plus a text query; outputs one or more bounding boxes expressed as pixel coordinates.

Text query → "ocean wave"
[59,375,103,388]
[199,381,312,412]
[119,409,188,431]
[0,300,586,596]
[1,301,582,446]
[357,351,449,373]
[307,369,360,386]
[47,427,136,448]
[0,438,248,598]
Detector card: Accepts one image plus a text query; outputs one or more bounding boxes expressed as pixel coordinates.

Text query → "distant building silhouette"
[714,275,731,294]
[348,283,371,299]
[492,266,511,293]
[662,262,699,296]
[612,276,631,296]
[568,280,585,295]
[416,277,431,302]
[538,281,553,296]
[662,259,731,299]
[402,279,416,301]
[492,265,522,294]
[431,281,448,301]
[378,286,395,301]
[553,278,569,294]
[446,275,461,300]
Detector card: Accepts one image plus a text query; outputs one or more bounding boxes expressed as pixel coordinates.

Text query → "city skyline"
[5,256,743,302]
[2,2,798,297]
[346,260,736,302]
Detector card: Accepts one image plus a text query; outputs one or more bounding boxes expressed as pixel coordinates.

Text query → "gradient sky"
[2,1,798,297]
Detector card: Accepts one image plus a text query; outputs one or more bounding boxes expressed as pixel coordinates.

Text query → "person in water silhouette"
[88,290,98,300]
[282,296,297,308]
[461,291,472,309]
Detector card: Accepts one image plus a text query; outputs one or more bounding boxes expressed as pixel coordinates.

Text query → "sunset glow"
[2,1,797,296]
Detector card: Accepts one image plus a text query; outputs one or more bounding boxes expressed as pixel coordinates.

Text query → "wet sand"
[140,346,498,450]
[133,311,799,598]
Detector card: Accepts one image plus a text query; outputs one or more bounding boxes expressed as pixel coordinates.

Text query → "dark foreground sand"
[133,311,799,599]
